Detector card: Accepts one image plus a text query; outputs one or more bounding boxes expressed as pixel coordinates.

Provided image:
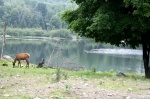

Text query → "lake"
[0,38,144,74]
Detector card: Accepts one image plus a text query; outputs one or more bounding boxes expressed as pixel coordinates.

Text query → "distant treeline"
[0,0,77,30]
[0,28,73,39]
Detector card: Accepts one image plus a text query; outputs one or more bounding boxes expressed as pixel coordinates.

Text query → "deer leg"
[13,61,15,68]
[20,61,22,68]
[17,61,19,67]
[18,61,21,68]
[26,59,29,69]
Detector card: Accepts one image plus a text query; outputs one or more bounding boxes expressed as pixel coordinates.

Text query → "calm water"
[1,38,144,74]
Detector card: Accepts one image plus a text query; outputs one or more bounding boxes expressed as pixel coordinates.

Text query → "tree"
[36,3,47,29]
[49,14,62,29]
[0,0,4,6]
[61,0,150,78]
[1,22,6,60]
[0,0,4,19]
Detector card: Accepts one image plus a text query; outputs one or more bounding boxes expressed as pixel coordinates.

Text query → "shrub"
[5,28,47,37]
[0,27,74,39]
[51,29,72,39]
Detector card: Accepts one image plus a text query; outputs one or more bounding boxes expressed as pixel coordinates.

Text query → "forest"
[0,0,77,31]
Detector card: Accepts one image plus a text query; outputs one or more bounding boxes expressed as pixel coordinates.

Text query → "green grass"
[0,59,150,98]
[0,58,147,77]
[0,58,147,81]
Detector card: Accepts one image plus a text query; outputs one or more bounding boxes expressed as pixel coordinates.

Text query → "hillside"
[0,0,77,30]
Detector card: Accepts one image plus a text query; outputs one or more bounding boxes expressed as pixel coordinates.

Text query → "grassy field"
[0,59,150,99]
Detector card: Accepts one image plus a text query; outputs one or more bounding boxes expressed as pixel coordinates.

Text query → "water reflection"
[0,38,144,74]
[85,49,142,55]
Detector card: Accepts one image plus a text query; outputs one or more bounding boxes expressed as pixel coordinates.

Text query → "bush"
[6,28,46,37]
[51,29,73,39]
[0,28,73,39]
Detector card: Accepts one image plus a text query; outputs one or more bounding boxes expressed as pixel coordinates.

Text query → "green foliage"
[65,83,72,91]
[0,28,73,38]
[91,66,96,72]
[6,28,46,37]
[0,0,77,30]
[49,14,62,29]
[61,0,150,78]
[51,68,69,82]
[61,0,150,48]
[56,68,61,82]
[0,0,4,6]
[36,3,47,17]
[51,29,73,39]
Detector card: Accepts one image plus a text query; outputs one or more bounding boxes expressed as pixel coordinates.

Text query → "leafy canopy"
[61,0,150,48]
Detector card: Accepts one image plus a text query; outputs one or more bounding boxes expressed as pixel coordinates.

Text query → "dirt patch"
[1,75,150,99]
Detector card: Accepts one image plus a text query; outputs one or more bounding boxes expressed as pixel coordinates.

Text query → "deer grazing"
[13,53,30,68]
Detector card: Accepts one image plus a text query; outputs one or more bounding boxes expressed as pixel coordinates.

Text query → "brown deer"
[13,53,30,68]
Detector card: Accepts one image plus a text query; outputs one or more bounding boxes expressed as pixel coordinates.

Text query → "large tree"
[61,0,150,78]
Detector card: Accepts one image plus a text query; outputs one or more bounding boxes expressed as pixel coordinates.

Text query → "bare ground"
[1,74,150,99]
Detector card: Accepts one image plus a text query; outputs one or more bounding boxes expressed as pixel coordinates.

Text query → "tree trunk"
[142,33,150,78]
[0,22,6,60]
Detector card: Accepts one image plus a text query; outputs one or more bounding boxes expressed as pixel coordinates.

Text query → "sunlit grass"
[0,59,150,98]
[0,58,146,80]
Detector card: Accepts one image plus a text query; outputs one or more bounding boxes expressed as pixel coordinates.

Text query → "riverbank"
[0,59,150,99]
[0,28,74,40]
